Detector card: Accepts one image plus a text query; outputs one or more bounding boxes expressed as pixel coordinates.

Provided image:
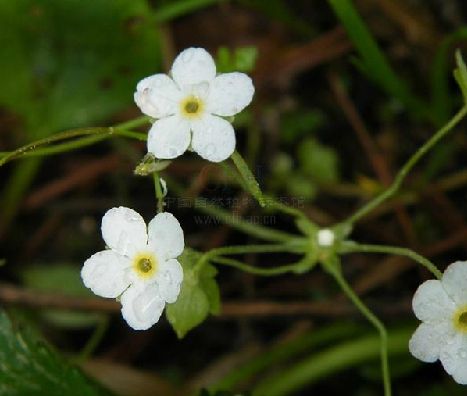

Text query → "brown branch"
[0,282,409,318]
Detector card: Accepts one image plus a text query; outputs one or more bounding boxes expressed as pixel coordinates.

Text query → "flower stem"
[339,242,442,279]
[0,117,150,167]
[328,266,391,396]
[231,150,313,223]
[153,172,164,213]
[196,242,308,273]
[211,256,299,276]
[206,243,307,257]
[344,105,467,225]
[76,317,109,363]
[231,150,266,206]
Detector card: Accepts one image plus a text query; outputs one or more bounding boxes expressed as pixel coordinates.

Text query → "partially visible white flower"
[134,47,254,163]
[81,207,184,330]
[409,261,467,384]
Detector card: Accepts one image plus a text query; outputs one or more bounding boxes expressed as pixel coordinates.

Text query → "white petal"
[155,259,184,303]
[101,207,147,257]
[147,212,184,260]
[442,261,467,306]
[412,279,456,322]
[191,114,235,162]
[409,322,453,363]
[171,48,216,87]
[120,283,165,331]
[451,339,467,385]
[440,333,467,383]
[134,74,182,118]
[147,115,191,159]
[81,250,131,298]
[206,72,254,116]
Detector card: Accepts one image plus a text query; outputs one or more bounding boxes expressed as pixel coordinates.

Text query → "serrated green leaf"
[166,249,220,338]
[0,309,113,396]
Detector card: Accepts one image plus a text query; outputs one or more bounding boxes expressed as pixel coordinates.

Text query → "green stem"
[340,242,442,279]
[206,243,307,257]
[198,201,299,242]
[231,150,266,206]
[345,105,467,225]
[197,242,307,273]
[231,150,312,223]
[76,317,109,363]
[211,255,300,276]
[153,172,164,213]
[252,327,411,396]
[328,266,391,396]
[0,117,150,167]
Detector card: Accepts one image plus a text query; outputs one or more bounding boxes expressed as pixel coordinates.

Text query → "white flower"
[409,261,467,384]
[81,207,184,330]
[134,47,254,163]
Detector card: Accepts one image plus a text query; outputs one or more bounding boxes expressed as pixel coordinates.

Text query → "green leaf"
[0,309,112,396]
[454,49,467,103]
[216,46,258,73]
[298,138,339,185]
[0,0,161,230]
[327,0,428,120]
[166,250,221,338]
[20,264,103,329]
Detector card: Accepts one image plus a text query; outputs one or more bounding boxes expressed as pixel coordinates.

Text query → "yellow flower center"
[181,95,204,118]
[133,253,157,279]
[454,307,467,333]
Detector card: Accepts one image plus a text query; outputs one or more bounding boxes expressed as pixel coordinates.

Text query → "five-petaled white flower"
[81,207,184,330]
[409,261,467,384]
[134,47,254,163]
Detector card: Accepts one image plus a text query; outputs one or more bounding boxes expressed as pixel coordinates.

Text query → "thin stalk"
[231,150,312,223]
[231,150,266,206]
[76,317,109,363]
[345,105,467,225]
[329,268,391,396]
[211,255,300,276]
[205,243,307,257]
[196,243,307,273]
[0,117,150,167]
[153,172,164,213]
[340,242,442,279]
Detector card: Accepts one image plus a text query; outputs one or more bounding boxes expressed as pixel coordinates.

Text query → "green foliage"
[0,0,160,229]
[0,0,160,136]
[280,110,325,144]
[430,28,467,124]
[154,0,222,23]
[0,309,112,396]
[252,327,413,396]
[20,264,103,329]
[166,250,220,338]
[216,46,258,73]
[297,138,339,185]
[453,50,467,104]
[327,0,427,120]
